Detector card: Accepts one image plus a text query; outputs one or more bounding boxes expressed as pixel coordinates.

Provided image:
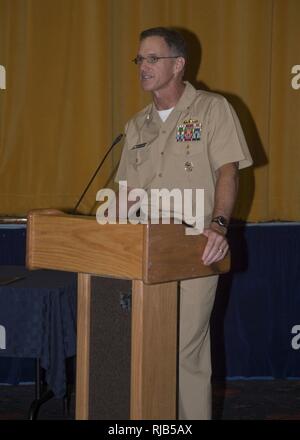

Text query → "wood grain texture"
[143,223,230,284]
[26,211,143,279]
[26,210,230,420]
[27,211,230,284]
[130,280,178,420]
[76,273,91,420]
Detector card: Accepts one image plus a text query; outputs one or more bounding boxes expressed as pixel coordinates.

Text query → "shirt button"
[161,130,166,134]
[158,173,162,177]
[160,151,164,155]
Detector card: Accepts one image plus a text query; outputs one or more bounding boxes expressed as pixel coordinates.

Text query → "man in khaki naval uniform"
[115,27,253,419]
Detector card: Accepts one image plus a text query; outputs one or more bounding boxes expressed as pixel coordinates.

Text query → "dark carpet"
[212,379,300,420]
[0,380,300,420]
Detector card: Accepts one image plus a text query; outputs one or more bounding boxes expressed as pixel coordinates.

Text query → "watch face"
[218,216,227,226]
[213,216,228,227]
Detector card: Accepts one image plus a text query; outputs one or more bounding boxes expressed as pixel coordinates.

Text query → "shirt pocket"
[128,145,151,167]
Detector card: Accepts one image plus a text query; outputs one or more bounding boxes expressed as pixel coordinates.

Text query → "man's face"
[137,36,181,93]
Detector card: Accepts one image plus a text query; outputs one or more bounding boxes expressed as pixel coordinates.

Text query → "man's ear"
[174,56,186,76]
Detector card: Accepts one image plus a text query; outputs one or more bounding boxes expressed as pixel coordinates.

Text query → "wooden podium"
[26,210,230,420]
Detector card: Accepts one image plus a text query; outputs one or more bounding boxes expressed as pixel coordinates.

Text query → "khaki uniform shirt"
[115,81,253,226]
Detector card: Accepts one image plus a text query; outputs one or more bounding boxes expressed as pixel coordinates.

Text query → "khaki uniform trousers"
[178,275,219,420]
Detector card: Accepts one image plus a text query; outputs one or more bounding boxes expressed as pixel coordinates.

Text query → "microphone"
[72,133,124,214]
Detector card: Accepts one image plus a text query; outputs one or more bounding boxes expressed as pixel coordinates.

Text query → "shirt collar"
[145,81,197,124]
[173,81,198,112]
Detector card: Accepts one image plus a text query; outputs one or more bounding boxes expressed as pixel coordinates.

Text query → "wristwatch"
[211,216,228,229]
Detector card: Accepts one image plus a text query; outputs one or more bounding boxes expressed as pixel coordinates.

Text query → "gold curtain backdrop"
[0,0,299,220]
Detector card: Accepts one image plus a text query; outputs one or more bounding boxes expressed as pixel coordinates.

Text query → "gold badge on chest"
[176,119,202,142]
[184,161,194,172]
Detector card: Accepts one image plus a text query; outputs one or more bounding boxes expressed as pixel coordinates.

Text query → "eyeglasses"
[132,55,180,65]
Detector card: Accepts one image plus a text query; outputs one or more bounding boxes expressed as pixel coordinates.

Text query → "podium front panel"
[88,276,131,419]
[76,274,178,420]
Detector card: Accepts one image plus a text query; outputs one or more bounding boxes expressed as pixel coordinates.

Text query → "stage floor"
[0,379,300,420]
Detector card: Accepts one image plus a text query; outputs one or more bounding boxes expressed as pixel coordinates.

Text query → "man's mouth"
[141,74,153,81]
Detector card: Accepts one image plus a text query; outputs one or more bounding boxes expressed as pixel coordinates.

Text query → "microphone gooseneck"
[72,133,124,214]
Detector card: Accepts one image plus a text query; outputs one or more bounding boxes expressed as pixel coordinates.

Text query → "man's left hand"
[201,227,229,266]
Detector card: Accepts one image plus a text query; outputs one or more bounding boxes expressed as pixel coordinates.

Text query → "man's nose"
[140,65,149,75]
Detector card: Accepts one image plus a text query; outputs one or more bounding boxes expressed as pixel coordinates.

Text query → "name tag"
[131,143,147,150]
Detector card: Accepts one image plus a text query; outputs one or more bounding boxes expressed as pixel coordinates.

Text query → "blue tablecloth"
[0,266,77,397]
[0,225,26,265]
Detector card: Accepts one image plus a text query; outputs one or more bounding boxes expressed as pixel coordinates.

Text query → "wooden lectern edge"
[26,209,101,271]
[26,209,67,270]
[26,210,231,281]
[142,261,231,285]
[142,222,231,284]
[142,223,150,283]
